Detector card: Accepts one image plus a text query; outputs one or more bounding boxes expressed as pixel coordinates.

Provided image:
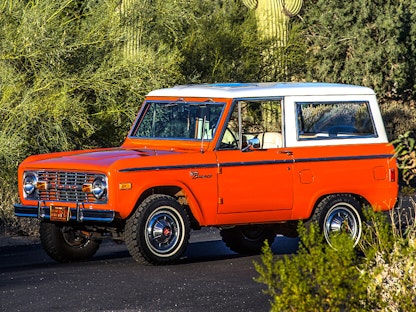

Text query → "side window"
[296,101,377,140]
[219,99,283,150]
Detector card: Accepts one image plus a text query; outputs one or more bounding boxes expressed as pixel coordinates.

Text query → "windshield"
[131,101,225,140]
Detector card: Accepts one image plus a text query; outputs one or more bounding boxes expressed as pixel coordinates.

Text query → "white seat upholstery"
[258,132,282,148]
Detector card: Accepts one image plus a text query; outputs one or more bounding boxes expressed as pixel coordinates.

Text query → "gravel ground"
[0,234,39,248]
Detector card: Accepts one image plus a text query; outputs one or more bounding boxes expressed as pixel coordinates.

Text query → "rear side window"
[297,101,377,140]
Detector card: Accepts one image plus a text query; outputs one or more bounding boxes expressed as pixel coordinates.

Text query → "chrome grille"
[37,171,100,203]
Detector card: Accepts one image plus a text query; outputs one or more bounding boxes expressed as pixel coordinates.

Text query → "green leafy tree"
[302,0,415,105]
[0,0,183,164]
[129,0,306,83]
[0,0,183,233]
[147,0,267,83]
[179,0,261,82]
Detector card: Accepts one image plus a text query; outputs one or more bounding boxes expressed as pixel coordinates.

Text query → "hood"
[22,148,180,171]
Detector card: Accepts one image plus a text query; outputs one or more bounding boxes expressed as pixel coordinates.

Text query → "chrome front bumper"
[14,203,115,223]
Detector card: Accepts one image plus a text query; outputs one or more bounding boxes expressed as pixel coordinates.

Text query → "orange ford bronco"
[15,82,398,264]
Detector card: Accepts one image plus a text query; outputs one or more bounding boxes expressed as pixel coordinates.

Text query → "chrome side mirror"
[242,137,260,152]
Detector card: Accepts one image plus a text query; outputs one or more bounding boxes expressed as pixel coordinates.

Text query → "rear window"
[296,101,377,140]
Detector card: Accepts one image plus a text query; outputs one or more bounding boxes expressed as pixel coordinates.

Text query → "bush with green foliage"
[255,224,367,311]
[255,208,416,311]
[391,131,416,186]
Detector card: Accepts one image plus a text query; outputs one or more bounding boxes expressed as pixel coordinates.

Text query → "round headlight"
[23,173,38,196]
[92,176,107,199]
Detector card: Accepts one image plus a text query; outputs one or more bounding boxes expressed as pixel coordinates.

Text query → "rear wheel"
[310,194,363,247]
[39,222,100,262]
[125,194,190,265]
[220,225,276,254]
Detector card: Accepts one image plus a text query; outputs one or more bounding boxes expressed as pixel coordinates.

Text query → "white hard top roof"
[147,82,375,98]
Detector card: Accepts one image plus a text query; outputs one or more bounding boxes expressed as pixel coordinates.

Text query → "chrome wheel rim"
[324,203,362,246]
[145,207,184,257]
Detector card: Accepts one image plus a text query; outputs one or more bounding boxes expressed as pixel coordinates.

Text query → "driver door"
[215,99,294,217]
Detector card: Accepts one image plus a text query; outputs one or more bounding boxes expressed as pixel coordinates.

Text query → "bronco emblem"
[189,171,213,179]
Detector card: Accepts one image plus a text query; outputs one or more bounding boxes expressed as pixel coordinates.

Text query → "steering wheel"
[220,127,239,149]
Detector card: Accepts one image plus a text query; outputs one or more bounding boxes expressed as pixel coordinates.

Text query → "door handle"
[279,150,293,156]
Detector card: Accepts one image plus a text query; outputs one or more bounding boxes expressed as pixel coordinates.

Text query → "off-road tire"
[220,224,276,254]
[310,194,363,247]
[125,194,190,265]
[39,222,100,263]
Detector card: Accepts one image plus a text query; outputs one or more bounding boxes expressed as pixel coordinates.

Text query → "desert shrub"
[360,208,416,311]
[254,223,367,311]
[381,101,416,142]
[392,131,416,186]
[255,207,416,311]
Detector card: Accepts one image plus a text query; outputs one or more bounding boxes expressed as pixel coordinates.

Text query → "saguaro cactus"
[243,0,303,47]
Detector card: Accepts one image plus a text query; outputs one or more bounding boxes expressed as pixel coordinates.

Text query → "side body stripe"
[118,154,394,173]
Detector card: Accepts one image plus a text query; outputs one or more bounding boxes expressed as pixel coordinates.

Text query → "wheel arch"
[306,192,370,222]
[130,184,203,229]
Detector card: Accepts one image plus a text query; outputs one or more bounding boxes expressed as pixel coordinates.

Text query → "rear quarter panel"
[290,143,398,220]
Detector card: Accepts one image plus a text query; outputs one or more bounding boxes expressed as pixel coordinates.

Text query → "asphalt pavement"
[0,228,300,312]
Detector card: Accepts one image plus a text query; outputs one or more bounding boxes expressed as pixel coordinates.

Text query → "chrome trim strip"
[14,204,115,223]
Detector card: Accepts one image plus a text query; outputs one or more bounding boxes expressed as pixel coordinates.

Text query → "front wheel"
[310,194,363,247]
[125,194,190,265]
[39,222,101,262]
[220,225,276,254]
